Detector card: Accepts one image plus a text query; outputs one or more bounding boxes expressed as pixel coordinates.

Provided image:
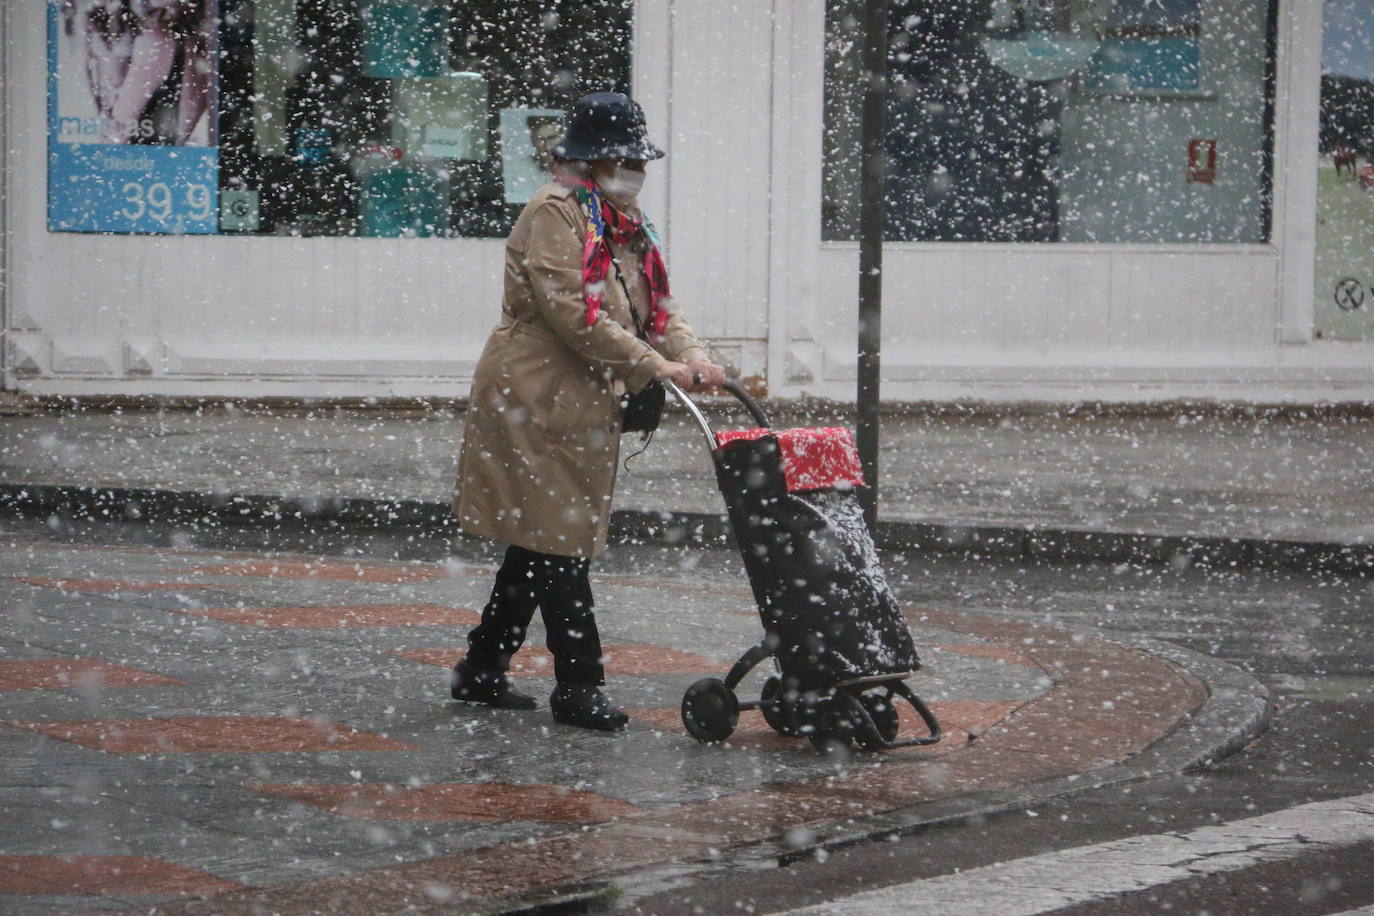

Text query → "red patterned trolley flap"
[715,427,866,493]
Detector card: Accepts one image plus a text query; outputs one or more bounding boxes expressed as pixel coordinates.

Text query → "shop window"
[1314,0,1374,341]
[1080,0,1202,94]
[48,1,631,237]
[822,0,1275,244]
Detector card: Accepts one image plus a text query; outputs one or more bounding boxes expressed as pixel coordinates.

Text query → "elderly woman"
[451,92,726,731]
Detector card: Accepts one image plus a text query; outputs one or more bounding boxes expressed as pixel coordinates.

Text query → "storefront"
[2,0,1371,402]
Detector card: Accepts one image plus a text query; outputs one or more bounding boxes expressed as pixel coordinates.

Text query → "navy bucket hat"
[553,92,665,162]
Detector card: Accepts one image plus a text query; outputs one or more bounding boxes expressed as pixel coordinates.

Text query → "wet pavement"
[0,399,1347,912]
[1,403,1371,557]
[0,520,1262,915]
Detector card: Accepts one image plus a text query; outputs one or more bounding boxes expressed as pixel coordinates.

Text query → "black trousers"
[464,545,604,685]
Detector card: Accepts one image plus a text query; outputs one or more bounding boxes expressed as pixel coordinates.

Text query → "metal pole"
[856,0,888,530]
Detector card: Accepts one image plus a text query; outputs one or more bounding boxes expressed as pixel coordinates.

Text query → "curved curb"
[779,632,1271,857]
[603,627,1271,913]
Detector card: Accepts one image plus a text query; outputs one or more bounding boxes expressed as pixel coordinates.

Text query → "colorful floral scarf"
[573,182,670,345]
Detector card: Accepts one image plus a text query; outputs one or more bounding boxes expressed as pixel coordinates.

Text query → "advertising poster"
[49,0,220,234]
[1316,0,1374,340]
[501,108,564,205]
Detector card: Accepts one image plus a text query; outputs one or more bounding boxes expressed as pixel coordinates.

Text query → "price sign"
[48,145,220,234]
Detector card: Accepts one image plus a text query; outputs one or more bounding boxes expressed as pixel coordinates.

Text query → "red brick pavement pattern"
[631,699,1021,754]
[6,577,220,592]
[5,541,491,580]
[926,643,1040,668]
[179,560,448,583]
[0,855,243,895]
[393,644,722,677]
[7,716,418,754]
[92,611,1210,916]
[177,604,480,629]
[249,782,644,824]
[0,658,184,691]
[140,829,717,915]
[614,623,1207,847]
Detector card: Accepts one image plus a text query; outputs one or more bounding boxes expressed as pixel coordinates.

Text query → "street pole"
[856,0,888,530]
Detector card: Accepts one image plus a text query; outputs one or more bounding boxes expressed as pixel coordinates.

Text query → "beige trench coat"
[453,182,708,558]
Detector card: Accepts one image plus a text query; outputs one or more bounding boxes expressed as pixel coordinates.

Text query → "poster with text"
[49,0,220,233]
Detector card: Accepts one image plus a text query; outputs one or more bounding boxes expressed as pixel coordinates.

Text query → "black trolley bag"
[667,380,941,752]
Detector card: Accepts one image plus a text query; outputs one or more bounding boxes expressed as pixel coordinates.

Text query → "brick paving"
[0,659,185,691]
[391,644,723,677]
[0,536,1212,914]
[7,717,419,755]
[0,856,245,896]
[176,604,481,629]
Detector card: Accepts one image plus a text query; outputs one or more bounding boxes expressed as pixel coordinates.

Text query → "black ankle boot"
[450,659,537,710]
[550,684,628,732]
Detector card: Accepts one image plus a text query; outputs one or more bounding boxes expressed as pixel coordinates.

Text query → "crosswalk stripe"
[778,792,1374,915]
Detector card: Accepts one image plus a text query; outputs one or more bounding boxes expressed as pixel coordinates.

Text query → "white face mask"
[597,165,646,200]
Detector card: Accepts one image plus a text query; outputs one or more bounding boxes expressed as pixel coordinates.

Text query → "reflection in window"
[823,0,1273,244]
[1083,0,1202,93]
[217,0,632,237]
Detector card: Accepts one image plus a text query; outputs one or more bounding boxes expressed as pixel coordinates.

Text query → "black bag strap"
[609,257,663,462]
[610,257,650,343]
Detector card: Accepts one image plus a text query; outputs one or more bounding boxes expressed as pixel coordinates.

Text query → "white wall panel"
[816,244,1282,369]
[162,338,475,378]
[26,230,502,380]
[665,0,774,343]
[1276,0,1322,344]
[767,0,826,385]
[50,336,122,375]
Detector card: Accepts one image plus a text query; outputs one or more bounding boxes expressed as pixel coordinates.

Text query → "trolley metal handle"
[663,378,771,451]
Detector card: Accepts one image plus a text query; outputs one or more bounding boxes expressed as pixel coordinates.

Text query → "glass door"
[1316,0,1374,340]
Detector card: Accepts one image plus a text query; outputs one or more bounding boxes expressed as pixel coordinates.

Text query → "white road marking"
[778,792,1374,915]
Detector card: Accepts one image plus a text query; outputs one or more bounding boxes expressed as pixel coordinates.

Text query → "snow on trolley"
[666,380,942,753]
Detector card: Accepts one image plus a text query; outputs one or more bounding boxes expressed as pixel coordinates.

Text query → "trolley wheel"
[806,692,861,755]
[760,676,802,737]
[681,678,739,743]
[854,690,900,751]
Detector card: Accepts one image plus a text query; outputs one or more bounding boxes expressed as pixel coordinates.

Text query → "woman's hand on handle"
[656,359,728,391]
[655,361,694,389]
[687,359,728,390]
